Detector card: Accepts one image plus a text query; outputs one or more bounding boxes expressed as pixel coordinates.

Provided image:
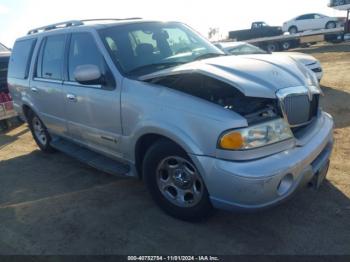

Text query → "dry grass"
[299,43,350,196]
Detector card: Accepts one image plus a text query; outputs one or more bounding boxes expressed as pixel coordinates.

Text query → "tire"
[326,21,336,29]
[0,120,9,131]
[282,41,291,50]
[289,26,298,34]
[27,110,55,153]
[266,42,279,53]
[143,139,213,221]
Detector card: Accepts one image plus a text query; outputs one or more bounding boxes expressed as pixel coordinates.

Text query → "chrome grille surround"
[276,86,321,128]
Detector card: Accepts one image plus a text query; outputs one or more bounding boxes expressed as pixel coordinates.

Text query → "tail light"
[0,92,14,110]
[0,92,5,103]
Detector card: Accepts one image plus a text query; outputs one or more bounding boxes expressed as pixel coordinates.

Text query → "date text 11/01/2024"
[127,256,220,261]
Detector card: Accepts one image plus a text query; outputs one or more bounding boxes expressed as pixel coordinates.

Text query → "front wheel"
[28,111,54,153]
[143,139,213,221]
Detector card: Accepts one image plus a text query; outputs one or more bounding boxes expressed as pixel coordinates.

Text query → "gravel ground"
[0,42,349,255]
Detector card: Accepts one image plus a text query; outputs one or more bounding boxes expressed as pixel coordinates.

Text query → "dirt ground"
[0,42,349,255]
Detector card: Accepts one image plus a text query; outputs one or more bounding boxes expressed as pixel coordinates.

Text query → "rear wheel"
[326,21,336,29]
[289,26,298,34]
[28,111,54,153]
[143,139,213,221]
[282,41,291,50]
[266,42,279,52]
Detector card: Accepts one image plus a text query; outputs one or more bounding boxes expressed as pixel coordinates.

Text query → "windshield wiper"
[127,62,185,76]
[194,53,226,61]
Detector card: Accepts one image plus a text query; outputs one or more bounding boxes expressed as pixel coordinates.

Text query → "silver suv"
[8,19,334,220]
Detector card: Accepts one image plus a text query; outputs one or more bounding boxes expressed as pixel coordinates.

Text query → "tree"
[208,27,220,40]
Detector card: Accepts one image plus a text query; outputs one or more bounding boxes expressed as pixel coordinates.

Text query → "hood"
[140,54,312,99]
[275,52,318,66]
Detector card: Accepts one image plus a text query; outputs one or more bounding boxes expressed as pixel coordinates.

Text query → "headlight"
[219,118,293,150]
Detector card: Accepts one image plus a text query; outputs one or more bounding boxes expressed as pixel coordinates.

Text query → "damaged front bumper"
[191,112,334,211]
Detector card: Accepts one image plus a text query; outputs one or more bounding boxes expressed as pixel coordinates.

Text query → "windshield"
[0,43,9,52]
[99,22,224,76]
[226,43,267,55]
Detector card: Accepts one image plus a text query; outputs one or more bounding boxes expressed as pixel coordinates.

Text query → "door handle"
[66,94,77,102]
[31,87,38,92]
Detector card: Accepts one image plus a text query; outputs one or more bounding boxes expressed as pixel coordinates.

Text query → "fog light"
[277,174,294,196]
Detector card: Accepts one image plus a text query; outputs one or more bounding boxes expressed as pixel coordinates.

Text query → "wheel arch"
[22,103,35,121]
[21,98,40,122]
[326,21,337,28]
[133,128,203,179]
[288,25,298,32]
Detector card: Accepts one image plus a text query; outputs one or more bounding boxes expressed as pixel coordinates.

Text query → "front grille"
[283,94,319,126]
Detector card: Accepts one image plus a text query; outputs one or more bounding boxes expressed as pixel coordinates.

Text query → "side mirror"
[74,64,103,86]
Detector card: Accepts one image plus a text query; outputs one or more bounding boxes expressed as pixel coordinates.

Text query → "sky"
[0,0,346,47]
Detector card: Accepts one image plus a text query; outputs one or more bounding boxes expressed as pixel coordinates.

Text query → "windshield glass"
[99,22,224,76]
[227,43,267,55]
[0,43,9,52]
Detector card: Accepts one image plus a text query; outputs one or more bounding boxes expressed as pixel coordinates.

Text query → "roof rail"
[27,18,143,35]
[81,18,142,23]
[27,20,84,35]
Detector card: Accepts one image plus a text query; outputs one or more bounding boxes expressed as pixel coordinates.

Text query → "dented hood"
[140,54,312,99]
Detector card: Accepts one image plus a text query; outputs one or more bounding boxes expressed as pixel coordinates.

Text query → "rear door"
[62,32,122,156]
[30,34,68,136]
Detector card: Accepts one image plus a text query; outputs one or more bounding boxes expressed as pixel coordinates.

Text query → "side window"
[297,15,309,20]
[8,38,37,79]
[68,33,115,89]
[239,45,257,54]
[228,47,241,55]
[38,35,66,80]
[304,14,314,20]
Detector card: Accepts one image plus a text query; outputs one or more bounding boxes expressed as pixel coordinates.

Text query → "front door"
[296,14,315,31]
[63,32,122,157]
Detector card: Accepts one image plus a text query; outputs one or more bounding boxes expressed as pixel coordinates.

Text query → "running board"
[50,138,131,177]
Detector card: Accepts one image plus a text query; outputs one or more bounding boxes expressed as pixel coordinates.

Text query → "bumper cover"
[192,112,334,211]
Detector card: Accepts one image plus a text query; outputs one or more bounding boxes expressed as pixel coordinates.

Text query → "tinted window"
[228,44,266,55]
[68,33,103,82]
[68,33,115,89]
[8,39,36,79]
[39,35,66,80]
[99,22,223,76]
[297,14,314,20]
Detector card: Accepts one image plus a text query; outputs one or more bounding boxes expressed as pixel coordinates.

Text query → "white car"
[282,13,343,34]
[216,42,323,81]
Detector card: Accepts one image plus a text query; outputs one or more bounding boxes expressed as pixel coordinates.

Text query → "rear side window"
[37,35,66,80]
[8,38,37,79]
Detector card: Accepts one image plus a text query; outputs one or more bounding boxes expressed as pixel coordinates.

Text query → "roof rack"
[81,18,142,23]
[28,20,83,35]
[27,18,143,35]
